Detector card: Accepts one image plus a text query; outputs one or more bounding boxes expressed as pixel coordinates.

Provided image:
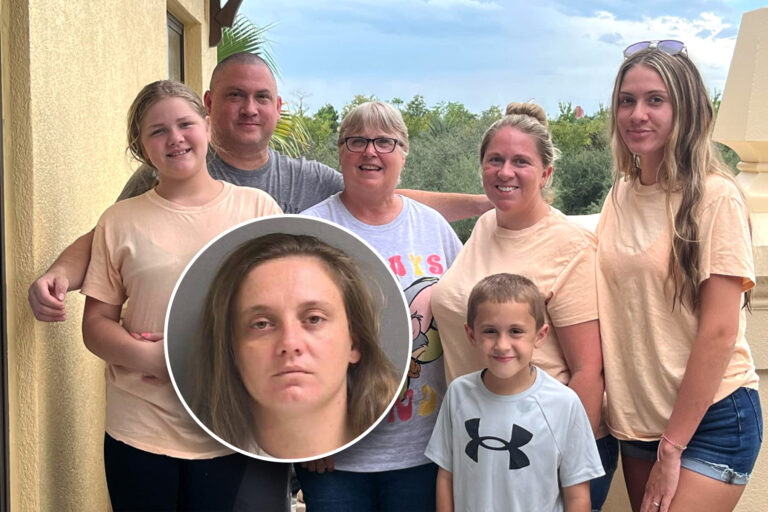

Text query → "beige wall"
[2,0,216,509]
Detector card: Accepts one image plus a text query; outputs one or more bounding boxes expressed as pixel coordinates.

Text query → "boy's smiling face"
[465,300,548,395]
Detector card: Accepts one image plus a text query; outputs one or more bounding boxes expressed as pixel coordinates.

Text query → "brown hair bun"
[505,102,548,127]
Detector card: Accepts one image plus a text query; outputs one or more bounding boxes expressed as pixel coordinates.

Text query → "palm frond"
[218,15,280,79]
[271,107,310,157]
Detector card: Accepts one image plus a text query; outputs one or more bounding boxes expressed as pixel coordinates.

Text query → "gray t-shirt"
[302,193,462,471]
[426,369,604,512]
[118,148,344,213]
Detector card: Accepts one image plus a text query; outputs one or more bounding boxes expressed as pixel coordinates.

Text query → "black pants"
[104,433,247,511]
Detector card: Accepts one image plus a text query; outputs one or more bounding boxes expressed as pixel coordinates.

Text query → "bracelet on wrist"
[661,434,687,451]
[657,434,687,461]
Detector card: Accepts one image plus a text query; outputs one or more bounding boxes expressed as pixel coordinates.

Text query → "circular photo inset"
[166,215,412,462]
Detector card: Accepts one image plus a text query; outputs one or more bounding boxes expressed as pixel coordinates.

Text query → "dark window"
[167,13,184,82]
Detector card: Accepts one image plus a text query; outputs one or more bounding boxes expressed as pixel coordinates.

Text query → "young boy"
[425,273,603,511]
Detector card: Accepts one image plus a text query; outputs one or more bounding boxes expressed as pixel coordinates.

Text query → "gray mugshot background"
[166,215,412,404]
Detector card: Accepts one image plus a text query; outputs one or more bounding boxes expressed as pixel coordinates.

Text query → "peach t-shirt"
[596,173,757,440]
[82,181,281,458]
[432,207,599,386]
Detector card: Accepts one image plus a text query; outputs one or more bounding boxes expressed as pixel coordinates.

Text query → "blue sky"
[240,1,766,117]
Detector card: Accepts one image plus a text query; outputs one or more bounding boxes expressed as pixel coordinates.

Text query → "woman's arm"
[563,481,591,512]
[555,319,604,434]
[641,274,743,512]
[28,230,94,322]
[396,189,493,222]
[82,296,169,381]
[436,467,454,512]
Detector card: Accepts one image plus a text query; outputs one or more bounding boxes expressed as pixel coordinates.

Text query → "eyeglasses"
[623,40,687,58]
[343,137,399,154]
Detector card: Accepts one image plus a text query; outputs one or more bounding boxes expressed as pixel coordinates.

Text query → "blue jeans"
[590,434,619,511]
[295,462,438,512]
[621,387,763,485]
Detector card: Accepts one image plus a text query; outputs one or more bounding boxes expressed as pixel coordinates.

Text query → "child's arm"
[562,481,591,512]
[82,297,169,381]
[436,467,454,512]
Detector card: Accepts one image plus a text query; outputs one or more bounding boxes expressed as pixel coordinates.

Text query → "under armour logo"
[464,418,533,470]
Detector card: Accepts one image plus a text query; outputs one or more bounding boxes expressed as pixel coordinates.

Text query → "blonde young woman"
[430,102,617,511]
[597,41,761,512]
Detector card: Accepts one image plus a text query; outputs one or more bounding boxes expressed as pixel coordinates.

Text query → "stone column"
[713,7,768,511]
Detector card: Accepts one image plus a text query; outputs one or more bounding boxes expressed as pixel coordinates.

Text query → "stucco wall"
[2,0,216,509]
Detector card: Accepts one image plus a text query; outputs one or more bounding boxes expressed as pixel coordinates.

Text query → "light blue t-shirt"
[426,369,604,511]
[303,193,462,471]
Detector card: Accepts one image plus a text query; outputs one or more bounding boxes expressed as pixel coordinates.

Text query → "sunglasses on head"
[623,40,687,58]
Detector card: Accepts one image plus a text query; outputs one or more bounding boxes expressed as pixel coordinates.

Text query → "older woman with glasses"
[297,101,462,511]
[596,41,761,512]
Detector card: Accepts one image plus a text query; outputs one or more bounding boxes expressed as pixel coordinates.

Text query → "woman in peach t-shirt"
[596,41,761,512]
[431,101,615,510]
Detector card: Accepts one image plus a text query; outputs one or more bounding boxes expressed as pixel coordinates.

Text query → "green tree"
[218,15,309,157]
[301,104,341,168]
[549,105,612,214]
[479,105,503,125]
[400,111,488,242]
[315,104,340,132]
[427,101,477,137]
[551,147,613,215]
[402,94,431,139]
[341,94,379,119]
[550,102,609,154]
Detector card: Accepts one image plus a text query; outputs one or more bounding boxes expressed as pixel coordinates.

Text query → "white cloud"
[574,10,736,71]
[424,0,503,10]
[241,2,746,116]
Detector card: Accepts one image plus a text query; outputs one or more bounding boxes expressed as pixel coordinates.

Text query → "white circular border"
[164,214,413,463]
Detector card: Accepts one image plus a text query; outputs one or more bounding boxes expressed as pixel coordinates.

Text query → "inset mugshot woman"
[189,233,400,460]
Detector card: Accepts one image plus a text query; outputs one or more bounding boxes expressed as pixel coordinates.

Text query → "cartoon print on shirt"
[398,277,443,401]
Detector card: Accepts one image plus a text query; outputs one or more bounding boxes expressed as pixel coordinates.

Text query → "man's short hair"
[466,273,546,330]
[209,52,275,90]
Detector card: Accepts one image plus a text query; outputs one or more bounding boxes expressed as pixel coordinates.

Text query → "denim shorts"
[620,387,763,485]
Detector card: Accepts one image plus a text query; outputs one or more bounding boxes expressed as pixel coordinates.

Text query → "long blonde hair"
[609,49,750,311]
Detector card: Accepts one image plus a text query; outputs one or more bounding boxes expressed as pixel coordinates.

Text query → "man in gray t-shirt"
[118,147,343,214]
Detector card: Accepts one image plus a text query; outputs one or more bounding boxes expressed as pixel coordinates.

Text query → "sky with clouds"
[240,1,766,117]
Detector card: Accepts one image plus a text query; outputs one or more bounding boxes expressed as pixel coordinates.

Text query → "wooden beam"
[209,0,244,47]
